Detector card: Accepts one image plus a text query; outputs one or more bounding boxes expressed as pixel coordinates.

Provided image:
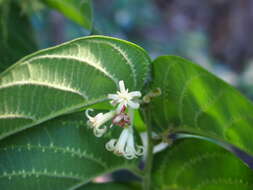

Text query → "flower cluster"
[85,80,144,159]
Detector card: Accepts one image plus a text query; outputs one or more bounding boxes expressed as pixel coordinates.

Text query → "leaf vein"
[0,169,82,180]
[0,81,88,100]
[0,144,108,169]
[25,55,118,84]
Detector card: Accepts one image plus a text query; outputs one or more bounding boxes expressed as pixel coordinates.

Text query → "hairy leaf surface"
[0,112,138,190]
[0,35,150,140]
[152,139,253,190]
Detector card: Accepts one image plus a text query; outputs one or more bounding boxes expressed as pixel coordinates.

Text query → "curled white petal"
[135,145,144,156]
[124,129,138,159]
[93,125,107,137]
[105,126,144,159]
[85,109,116,137]
[85,109,94,120]
[115,127,129,155]
[124,152,136,159]
[105,139,117,151]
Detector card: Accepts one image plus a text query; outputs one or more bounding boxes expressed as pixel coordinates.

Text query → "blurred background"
[2,0,253,96]
[28,0,253,98]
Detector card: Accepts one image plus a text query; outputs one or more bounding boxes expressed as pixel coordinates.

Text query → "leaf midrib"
[0,97,108,140]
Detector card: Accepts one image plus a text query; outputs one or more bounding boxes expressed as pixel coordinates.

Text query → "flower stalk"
[142,106,154,190]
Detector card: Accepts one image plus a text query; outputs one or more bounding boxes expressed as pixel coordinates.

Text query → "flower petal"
[124,153,136,159]
[105,139,117,151]
[129,91,141,97]
[136,145,144,156]
[108,94,119,100]
[85,109,94,119]
[127,100,140,109]
[93,125,107,137]
[119,80,126,92]
[110,100,118,106]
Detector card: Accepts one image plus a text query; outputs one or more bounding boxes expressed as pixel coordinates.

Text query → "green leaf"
[149,55,253,156]
[0,112,138,190]
[0,0,37,72]
[0,35,150,140]
[43,0,93,30]
[152,139,253,190]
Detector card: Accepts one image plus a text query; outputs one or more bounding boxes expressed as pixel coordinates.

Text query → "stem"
[142,107,154,190]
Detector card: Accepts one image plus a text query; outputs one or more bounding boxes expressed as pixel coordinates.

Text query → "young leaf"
[0,35,150,140]
[0,1,37,72]
[149,55,253,156]
[0,112,139,190]
[152,139,253,190]
[42,0,93,30]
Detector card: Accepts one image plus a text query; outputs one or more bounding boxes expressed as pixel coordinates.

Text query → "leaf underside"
[0,35,150,140]
[0,112,138,190]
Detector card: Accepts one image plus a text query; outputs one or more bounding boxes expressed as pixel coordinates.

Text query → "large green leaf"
[0,112,138,190]
[149,55,253,156]
[0,35,150,140]
[43,0,93,30]
[152,139,253,190]
[0,0,37,72]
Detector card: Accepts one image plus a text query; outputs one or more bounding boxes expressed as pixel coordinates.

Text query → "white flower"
[85,109,116,137]
[108,80,141,113]
[105,126,144,159]
[85,81,143,159]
